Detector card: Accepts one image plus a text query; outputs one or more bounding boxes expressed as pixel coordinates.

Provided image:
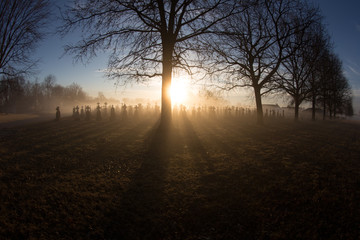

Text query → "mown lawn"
[0,114,359,239]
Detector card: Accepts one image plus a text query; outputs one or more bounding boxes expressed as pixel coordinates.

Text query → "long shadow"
[103,120,183,239]
[173,116,259,239]
[181,114,214,173]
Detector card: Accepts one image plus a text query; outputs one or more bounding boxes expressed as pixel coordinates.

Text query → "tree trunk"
[254,86,263,125]
[333,93,337,118]
[294,98,300,121]
[160,41,174,128]
[323,97,326,120]
[312,93,316,121]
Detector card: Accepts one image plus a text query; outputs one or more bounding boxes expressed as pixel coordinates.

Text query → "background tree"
[316,52,352,119]
[206,0,319,124]
[42,74,56,100]
[0,0,50,76]
[278,21,325,121]
[0,75,25,112]
[303,25,331,120]
[332,74,353,117]
[59,0,237,127]
[64,83,87,103]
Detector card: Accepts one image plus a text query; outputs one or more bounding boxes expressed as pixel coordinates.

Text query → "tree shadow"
[102,120,183,239]
[180,114,215,173]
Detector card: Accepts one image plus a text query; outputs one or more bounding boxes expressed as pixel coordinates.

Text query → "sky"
[33,0,360,111]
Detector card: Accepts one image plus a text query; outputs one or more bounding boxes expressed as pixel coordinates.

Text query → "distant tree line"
[0,74,89,113]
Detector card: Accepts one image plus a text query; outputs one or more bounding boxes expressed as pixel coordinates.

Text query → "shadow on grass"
[103,120,184,239]
[181,114,215,173]
[103,115,263,239]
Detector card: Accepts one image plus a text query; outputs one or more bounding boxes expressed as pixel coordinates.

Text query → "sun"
[170,78,188,105]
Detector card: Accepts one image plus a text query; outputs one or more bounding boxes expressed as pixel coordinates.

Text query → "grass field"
[0,113,359,239]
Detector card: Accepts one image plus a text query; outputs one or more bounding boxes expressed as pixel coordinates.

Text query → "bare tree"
[0,0,50,76]
[65,82,87,102]
[331,74,352,118]
[316,52,352,119]
[278,21,326,121]
[206,0,318,124]
[0,75,25,112]
[59,0,237,127]
[302,25,331,120]
[42,74,56,99]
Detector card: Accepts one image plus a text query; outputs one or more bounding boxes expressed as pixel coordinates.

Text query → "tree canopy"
[0,0,50,76]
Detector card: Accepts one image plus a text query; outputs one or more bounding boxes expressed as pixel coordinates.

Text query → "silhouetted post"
[134,105,139,120]
[55,106,60,121]
[72,106,76,119]
[75,105,80,120]
[80,106,84,119]
[85,105,91,120]
[121,104,127,120]
[96,103,102,121]
[103,102,108,119]
[110,105,115,120]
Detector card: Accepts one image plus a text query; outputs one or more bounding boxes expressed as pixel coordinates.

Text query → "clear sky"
[34,0,360,110]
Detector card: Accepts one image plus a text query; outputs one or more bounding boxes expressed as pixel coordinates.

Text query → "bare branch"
[0,0,50,76]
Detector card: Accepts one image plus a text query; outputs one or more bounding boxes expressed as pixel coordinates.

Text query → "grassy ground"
[0,113,359,239]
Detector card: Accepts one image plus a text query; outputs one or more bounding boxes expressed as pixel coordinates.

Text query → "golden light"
[170,77,188,105]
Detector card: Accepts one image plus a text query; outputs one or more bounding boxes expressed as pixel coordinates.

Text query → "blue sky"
[312,0,360,87]
[34,0,360,110]
[311,0,360,113]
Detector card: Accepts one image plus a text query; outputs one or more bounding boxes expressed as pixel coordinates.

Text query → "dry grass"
[0,114,359,239]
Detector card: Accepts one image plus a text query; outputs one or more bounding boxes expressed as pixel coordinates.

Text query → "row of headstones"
[55,104,286,121]
[176,105,286,119]
[55,103,161,121]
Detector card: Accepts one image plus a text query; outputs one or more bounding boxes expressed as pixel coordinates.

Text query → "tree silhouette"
[59,0,237,127]
[42,74,56,99]
[0,0,50,76]
[316,51,352,119]
[205,0,319,124]
[278,21,326,120]
[304,28,330,120]
[0,75,25,112]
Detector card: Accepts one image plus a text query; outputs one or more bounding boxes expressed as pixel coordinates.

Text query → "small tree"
[0,0,50,76]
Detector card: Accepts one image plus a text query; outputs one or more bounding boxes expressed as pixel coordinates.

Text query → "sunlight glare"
[170,77,188,105]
